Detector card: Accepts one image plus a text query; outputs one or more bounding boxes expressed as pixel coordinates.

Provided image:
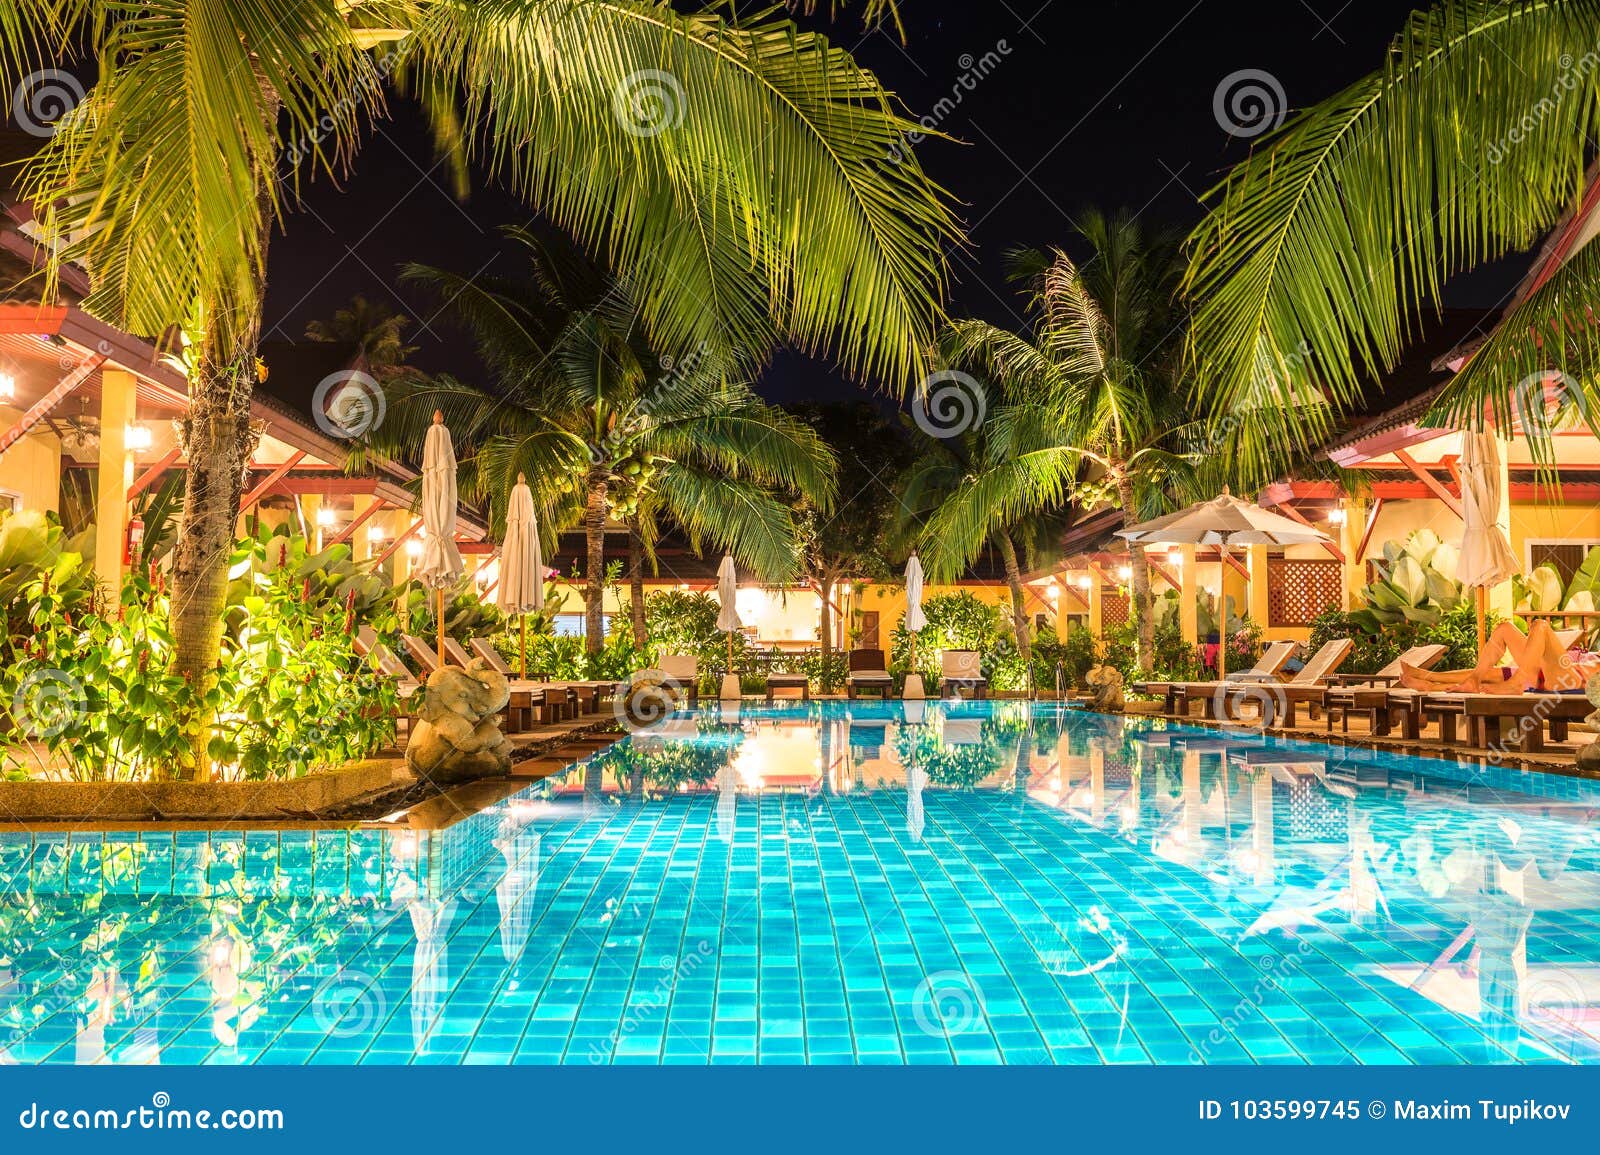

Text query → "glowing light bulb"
[124,423,153,451]
[315,506,336,527]
[0,372,14,402]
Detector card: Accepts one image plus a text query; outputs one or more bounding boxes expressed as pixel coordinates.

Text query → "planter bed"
[0,759,401,823]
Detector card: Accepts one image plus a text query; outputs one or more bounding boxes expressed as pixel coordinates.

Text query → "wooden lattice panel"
[1101,591,1129,627]
[1267,559,1343,627]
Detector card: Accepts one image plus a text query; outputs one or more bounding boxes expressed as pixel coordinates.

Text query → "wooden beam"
[1275,503,1345,562]
[1356,497,1386,563]
[239,450,307,509]
[327,498,388,548]
[0,354,106,460]
[0,303,68,335]
[126,445,183,499]
[1393,448,1464,518]
[374,519,423,565]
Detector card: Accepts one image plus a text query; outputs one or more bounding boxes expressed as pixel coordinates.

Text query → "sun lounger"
[847,648,895,699]
[658,654,702,703]
[1322,645,1449,734]
[354,626,422,699]
[1167,641,1300,718]
[1271,638,1358,725]
[765,671,808,702]
[938,650,988,699]
[1420,691,1592,752]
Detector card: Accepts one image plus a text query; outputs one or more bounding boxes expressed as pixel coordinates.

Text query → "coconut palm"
[917,212,1199,672]
[385,229,838,653]
[1,0,955,774]
[305,295,417,381]
[1184,0,1600,477]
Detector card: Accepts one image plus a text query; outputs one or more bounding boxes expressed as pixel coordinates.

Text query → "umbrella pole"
[1475,587,1487,655]
[1218,546,1229,681]
[520,614,528,680]
[727,630,734,684]
[437,587,446,668]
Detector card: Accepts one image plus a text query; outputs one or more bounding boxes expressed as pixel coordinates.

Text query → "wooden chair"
[660,654,701,704]
[846,648,894,699]
[1322,645,1449,735]
[1169,641,1300,718]
[938,649,988,699]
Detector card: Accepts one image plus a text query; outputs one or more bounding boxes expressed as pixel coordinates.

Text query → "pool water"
[2,700,1598,1065]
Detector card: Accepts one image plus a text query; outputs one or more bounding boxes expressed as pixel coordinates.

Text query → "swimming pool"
[2,699,1597,1065]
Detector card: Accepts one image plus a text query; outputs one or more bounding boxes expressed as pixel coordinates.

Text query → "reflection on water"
[2,701,1599,1064]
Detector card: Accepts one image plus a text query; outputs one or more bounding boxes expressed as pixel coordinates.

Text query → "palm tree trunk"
[627,520,648,651]
[818,576,833,660]
[1116,473,1154,673]
[171,358,259,780]
[997,531,1032,662]
[584,472,607,654]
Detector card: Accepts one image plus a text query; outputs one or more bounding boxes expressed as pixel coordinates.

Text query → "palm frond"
[1185,0,1600,483]
[405,0,958,387]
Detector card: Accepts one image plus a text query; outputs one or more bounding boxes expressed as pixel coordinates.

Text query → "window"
[1526,539,1600,586]
[0,490,19,513]
[552,613,611,638]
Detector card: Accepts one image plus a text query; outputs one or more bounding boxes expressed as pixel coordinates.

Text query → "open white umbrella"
[716,555,741,699]
[416,412,465,666]
[1455,431,1519,649]
[497,472,545,678]
[903,552,928,699]
[1116,488,1329,678]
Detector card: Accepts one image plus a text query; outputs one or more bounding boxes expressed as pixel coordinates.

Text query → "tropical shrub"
[1308,601,1488,676]
[1351,530,1463,631]
[0,531,401,782]
[1053,624,1099,689]
[889,590,1028,689]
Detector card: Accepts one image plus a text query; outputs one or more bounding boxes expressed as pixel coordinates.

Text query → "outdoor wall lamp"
[315,507,336,527]
[0,371,14,403]
[124,423,154,451]
[1327,507,1347,527]
[1166,547,1183,567]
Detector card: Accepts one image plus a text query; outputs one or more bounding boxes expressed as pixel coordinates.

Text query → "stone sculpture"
[405,658,513,783]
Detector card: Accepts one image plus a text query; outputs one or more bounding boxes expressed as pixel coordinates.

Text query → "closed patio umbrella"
[1455,431,1519,649]
[716,555,741,699]
[1116,488,1329,678]
[497,472,545,678]
[904,552,928,699]
[416,412,464,667]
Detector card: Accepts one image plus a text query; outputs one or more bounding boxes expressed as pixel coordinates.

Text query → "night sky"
[262,0,1492,406]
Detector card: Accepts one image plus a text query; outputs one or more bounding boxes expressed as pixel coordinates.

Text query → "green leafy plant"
[1351,530,1463,630]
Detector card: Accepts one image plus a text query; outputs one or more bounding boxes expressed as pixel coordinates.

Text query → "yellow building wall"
[0,405,62,514]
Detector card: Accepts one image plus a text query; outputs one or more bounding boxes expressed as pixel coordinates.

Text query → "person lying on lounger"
[1399,620,1597,694]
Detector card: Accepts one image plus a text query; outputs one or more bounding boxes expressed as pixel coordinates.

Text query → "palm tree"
[894,380,1037,657]
[305,295,417,380]
[2,0,955,775]
[918,212,1198,672]
[1184,0,1600,475]
[386,229,837,654]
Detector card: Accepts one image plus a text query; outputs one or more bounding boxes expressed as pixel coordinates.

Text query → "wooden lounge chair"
[1321,645,1449,735]
[1166,641,1300,719]
[1420,691,1592,752]
[659,654,702,704]
[846,648,895,699]
[354,626,422,699]
[1272,639,1357,726]
[765,670,808,702]
[938,650,988,700]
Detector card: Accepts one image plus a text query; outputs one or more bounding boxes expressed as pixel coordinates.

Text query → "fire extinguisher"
[124,515,144,566]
